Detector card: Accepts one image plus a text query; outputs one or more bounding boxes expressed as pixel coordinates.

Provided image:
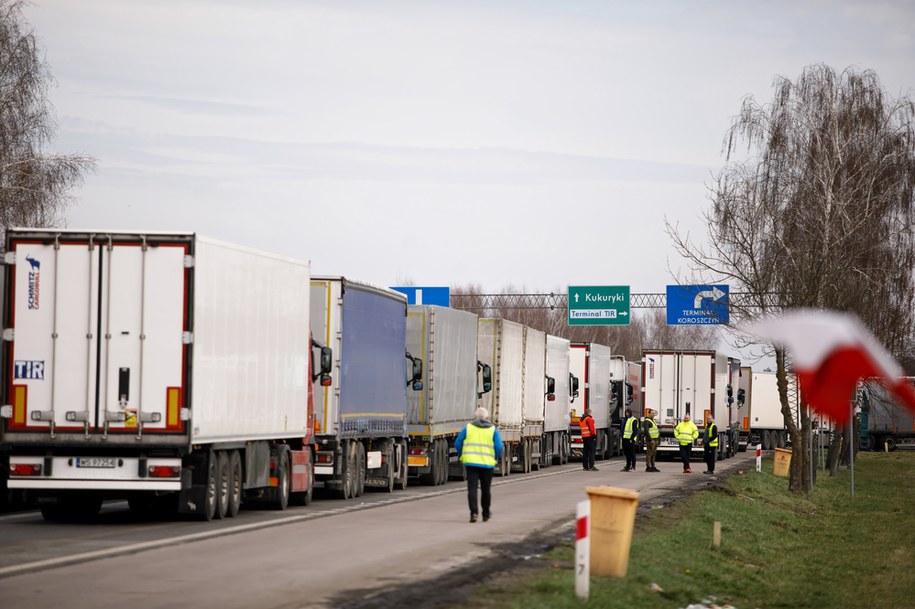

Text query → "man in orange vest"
[580,408,598,471]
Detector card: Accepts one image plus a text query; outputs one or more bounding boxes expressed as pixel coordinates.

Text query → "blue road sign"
[666,285,729,325]
[390,286,451,307]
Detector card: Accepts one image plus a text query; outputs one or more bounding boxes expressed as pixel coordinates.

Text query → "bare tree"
[0,0,94,244]
[669,64,915,492]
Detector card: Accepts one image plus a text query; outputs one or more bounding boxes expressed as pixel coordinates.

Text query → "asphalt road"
[0,450,756,609]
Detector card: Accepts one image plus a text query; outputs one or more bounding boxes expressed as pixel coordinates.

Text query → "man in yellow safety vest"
[621,408,639,471]
[674,414,699,473]
[456,407,503,523]
[703,413,719,475]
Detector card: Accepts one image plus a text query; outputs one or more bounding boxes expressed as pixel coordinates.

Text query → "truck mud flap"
[178,452,207,515]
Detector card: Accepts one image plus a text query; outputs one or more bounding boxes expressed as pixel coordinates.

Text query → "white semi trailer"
[642,350,733,458]
[477,318,524,476]
[2,229,331,521]
[542,334,571,466]
[569,342,613,461]
[405,304,486,485]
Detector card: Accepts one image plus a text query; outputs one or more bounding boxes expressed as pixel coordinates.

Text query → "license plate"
[408,456,428,467]
[76,457,117,468]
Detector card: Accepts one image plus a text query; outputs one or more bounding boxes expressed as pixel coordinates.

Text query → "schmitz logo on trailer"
[25,255,41,310]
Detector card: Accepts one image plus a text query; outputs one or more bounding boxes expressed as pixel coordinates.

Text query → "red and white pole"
[576,500,590,599]
[755,444,762,472]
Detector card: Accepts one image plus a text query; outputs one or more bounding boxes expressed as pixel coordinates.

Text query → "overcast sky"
[23,0,915,295]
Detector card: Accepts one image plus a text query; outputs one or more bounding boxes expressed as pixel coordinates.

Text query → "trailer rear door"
[5,235,188,437]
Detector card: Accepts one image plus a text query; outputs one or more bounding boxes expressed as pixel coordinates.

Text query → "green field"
[465,451,915,609]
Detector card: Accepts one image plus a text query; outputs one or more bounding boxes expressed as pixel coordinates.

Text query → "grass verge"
[463,451,915,609]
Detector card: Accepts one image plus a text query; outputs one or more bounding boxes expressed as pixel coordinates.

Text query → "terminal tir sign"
[14,360,45,380]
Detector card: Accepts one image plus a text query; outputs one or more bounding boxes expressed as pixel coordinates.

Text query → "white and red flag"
[745,309,915,423]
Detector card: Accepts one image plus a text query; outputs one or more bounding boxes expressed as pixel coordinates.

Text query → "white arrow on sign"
[620,311,629,316]
[694,287,726,308]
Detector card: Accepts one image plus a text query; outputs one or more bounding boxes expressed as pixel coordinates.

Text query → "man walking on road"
[580,408,598,471]
[703,413,718,474]
[642,409,660,472]
[674,414,699,473]
[456,407,503,523]
[621,408,639,471]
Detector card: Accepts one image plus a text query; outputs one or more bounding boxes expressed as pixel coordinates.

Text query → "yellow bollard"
[712,521,721,549]
[585,486,639,577]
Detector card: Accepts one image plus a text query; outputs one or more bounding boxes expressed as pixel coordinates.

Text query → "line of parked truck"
[0,230,805,521]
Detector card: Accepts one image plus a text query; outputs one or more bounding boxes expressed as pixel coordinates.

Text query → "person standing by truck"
[621,408,639,471]
[703,413,719,474]
[579,408,598,471]
[456,407,503,523]
[642,409,660,472]
[674,414,699,473]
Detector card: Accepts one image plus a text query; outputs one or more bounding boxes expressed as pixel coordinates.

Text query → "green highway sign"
[567,285,631,326]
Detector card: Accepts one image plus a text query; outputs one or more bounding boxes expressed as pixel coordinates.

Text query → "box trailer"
[858,377,915,451]
[743,371,792,450]
[519,326,546,473]
[641,350,733,458]
[542,334,571,466]
[737,365,752,451]
[405,305,484,485]
[310,277,421,499]
[1,229,331,521]
[477,318,524,476]
[569,342,614,461]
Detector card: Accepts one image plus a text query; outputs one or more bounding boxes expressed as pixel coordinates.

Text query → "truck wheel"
[398,441,409,490]
[762,431,770,450]
[200,452,218,521]
[227,450,242,517]
[864,435,876,451]
[562,434,570,465]
[439,439,449,485]
[884,435,898,452]
[339,440,354,500]
[435,438,448,486]
[355,442,366,498]
[272,448,290,510]
[215,451,229,520]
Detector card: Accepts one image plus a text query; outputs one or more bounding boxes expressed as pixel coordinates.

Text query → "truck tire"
[884,435,898,452]
[397,441,409,490]
[339,440,355,500]
[355,442,366,498]
[864,435,876,451]
[227,450,242,517]
[215,451,229,520]
[200,452,218,521]
[271,448,290,510]
[436,439,447,485]
[762,431,771,450]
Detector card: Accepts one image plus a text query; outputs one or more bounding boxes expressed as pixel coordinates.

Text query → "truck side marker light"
[167,387,181,427]
[13,385,26,425]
